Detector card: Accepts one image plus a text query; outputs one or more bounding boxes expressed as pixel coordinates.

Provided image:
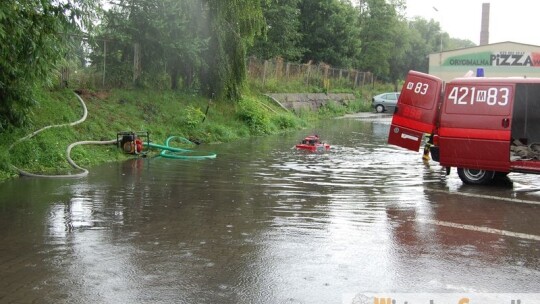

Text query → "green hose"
[143,136,216,160]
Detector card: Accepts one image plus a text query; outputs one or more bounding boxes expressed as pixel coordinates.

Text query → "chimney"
[480,3,490,45]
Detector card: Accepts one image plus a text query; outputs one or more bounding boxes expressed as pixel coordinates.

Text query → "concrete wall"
[265,93,356,111]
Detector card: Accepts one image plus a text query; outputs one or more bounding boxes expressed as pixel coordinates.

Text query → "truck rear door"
[388,71,443,151]
[439,81,513,172]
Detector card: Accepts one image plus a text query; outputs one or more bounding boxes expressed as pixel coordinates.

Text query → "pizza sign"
[444,51,540,67]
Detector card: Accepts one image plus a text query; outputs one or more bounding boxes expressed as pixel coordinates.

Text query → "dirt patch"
[74,89,110,101]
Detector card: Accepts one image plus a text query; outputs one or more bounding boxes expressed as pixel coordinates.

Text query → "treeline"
[0,0,474,131]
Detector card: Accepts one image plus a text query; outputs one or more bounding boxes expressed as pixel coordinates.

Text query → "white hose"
[9,92,117,178]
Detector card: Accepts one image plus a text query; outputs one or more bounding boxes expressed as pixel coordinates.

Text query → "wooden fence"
[59,44,374,91]
[247,57,373,90]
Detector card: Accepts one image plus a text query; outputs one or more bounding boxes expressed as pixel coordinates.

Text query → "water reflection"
[0,115,539,303]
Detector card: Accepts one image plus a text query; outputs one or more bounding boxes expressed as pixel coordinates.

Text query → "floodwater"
[0,114,539,304]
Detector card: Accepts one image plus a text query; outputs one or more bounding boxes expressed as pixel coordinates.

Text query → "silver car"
[372,92,400,113]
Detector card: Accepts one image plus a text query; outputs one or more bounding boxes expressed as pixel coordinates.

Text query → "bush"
[317,101,346,117]
[271,113,301,130]
[237,97,275,135]
[179,106,206,129]
[203,124,240,142]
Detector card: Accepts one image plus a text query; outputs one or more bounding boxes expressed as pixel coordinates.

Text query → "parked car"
[372,92,400,113]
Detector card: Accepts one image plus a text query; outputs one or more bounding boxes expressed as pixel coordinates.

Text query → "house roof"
[430,41,540,56]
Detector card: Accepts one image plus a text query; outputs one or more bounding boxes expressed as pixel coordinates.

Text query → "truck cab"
[388,70,540,185]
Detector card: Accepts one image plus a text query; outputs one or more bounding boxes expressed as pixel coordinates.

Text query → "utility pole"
[433,7,443,66]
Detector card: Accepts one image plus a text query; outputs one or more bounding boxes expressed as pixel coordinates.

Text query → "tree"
[358,0,400,79]
[409,17,444,54]
[95,0,265,100]
[388,18,412,89]
[163,1,208,90]
[298,0,362,68]
[249,0,304,61]
[448,37,476,50]
[0,0,97,130]
[402,19,432,73]
[201,0,265,100]
[94,0,208,89]
[404,17,472,73]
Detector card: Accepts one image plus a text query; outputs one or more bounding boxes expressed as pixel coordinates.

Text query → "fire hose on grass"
[145,136,217,160]
[8,92,117,178]
[9,93,216,178]
[118,132,216,159]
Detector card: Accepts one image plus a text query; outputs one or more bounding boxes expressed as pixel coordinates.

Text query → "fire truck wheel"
[457,168,495,185]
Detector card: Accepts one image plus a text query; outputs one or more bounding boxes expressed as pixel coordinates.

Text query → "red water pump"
[117,131,148,155]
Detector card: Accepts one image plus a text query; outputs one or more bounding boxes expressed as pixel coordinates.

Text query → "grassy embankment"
[0,79,389,182]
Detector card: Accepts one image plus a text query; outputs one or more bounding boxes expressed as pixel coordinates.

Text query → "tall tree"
[201,0,265,100]
[163,1,208,90]
[95,0,265,100]
[249,0,304,61]
[387,18,412,89]
[298,0,362,68]
[0,0,97,130]
[409,17,444,54]
[93,0,207,89]
[405,17,456,73]
[358,0,399,78]
[402,19,432,73]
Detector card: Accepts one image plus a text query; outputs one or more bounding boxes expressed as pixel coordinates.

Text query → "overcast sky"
[405,0,540,46]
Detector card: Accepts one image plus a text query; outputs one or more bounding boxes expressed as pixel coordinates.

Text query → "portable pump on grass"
[117,131,217,159]
[117,131,149,155]
[9,93,213,179]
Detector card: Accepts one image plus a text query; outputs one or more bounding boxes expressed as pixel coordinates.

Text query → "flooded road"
[0,114,539,303]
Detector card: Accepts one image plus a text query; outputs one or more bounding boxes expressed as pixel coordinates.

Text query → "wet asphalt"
[0,113,538,303]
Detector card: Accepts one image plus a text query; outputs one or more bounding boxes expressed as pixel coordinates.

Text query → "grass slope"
[0,88,370,181]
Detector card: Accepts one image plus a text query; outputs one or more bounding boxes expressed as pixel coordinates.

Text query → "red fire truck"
[388,70,540,185]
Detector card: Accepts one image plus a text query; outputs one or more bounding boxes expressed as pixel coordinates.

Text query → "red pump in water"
[295,135,330,152]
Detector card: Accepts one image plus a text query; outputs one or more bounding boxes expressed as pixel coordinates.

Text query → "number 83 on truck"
[388,70,540,185]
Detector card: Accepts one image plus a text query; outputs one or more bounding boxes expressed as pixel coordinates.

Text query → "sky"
[405,0,540,46]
